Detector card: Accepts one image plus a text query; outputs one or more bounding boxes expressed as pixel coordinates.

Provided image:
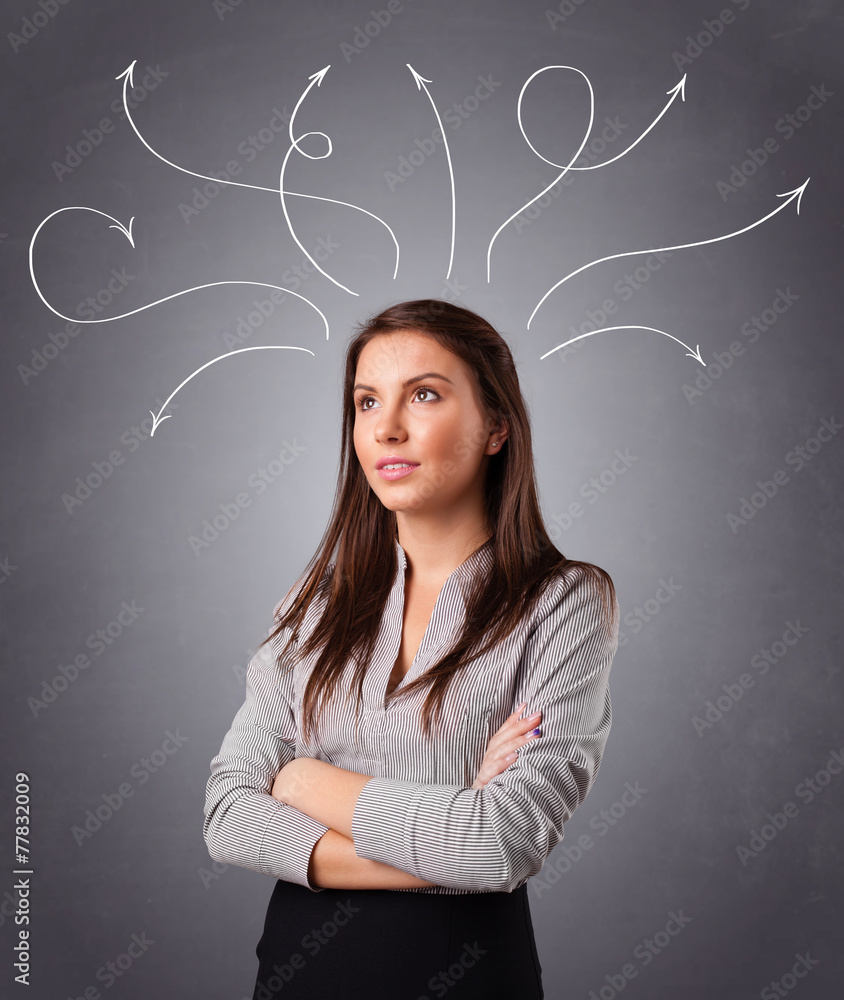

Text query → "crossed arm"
[271,757,367,838]
[271,758,438,890]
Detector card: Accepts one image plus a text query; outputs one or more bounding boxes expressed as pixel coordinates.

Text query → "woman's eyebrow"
[353,372,455,392]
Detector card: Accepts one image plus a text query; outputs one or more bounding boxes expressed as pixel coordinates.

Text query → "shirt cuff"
[258,800,331,892]
[351,775,456,871]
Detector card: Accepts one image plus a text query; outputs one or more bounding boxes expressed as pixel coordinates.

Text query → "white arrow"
[279,67,356,295]
[407,64,456,280]
[528,178,810,328]
[487,67,687,282]
[29,206,330,338]
[540,325,705,364]
[115,61,399,280]
[150,345,315,436]
[534,75,686,173]
[487,66,593,284]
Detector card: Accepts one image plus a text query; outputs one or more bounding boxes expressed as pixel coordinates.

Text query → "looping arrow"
[280,67,356,294]
[487,67,687,282]
[116,60,400,282]
[487,66,592,284]
[28,207,330,338]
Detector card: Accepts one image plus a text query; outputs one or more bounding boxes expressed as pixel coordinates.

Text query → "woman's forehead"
[355,331,461,380]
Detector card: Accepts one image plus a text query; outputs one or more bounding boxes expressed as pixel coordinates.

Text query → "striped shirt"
[203,537,618,894]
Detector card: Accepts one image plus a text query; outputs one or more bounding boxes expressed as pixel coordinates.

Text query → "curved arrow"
[407,64,456,280]
[29,207,330,339]
[115,61,399,280]
[487,66,593,283]
[540,325,704,364]
[280,68,355,295]
[528,178,810,328]
[487,68,687,282]
[534,75,686,173]
[150,345,315,436]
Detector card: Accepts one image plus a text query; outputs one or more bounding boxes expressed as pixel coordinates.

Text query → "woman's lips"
[377,464,419,481]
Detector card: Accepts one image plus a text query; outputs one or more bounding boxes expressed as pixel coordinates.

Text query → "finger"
[493,709,542,743]
[484,712,542,758]
[500,728,542,759]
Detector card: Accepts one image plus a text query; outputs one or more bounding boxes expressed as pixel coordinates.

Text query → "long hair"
[257,298,617,744]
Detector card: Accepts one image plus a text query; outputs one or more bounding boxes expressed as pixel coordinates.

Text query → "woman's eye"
[355,387,440,410]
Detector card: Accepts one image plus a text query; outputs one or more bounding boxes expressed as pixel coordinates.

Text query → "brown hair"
[257,298,617,744]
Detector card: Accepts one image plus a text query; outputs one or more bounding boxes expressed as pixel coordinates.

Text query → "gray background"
[2,0,842,997]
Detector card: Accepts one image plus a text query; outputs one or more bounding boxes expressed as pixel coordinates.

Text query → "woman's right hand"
[470,702,542,790]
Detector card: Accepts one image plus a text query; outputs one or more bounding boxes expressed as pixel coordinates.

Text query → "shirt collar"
[393,536,494,597]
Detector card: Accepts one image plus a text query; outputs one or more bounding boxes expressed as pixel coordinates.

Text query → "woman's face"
[353,329,506,523]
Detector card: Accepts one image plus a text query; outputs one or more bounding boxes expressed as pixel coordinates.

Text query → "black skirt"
[252,879,544,999]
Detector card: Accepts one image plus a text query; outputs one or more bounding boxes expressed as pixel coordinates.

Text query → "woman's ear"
[494,411,510,444]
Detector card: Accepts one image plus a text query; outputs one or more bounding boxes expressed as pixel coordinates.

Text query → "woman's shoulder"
[527,558,617,636]
[271,560,336,623]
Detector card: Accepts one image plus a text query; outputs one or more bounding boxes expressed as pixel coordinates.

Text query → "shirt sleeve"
[203,595,330,892]
[350,565,619,893]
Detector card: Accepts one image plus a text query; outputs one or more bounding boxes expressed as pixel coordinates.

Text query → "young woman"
[203,299,619,999]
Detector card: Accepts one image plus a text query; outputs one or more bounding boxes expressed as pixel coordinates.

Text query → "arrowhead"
[406,63,432,89]
[107,215,135,247]
[149,411,172,438]
[686,345,706,365]
[775,177,810,215]
[115,60,137,86]
[310,64,330,85]
[667,74,687,101]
